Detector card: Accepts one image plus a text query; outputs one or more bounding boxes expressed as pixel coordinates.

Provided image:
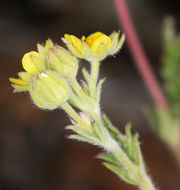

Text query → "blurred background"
[0,0,180,189]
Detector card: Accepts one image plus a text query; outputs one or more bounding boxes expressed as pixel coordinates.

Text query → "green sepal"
[31,53,46,71]
[18,72,31,82]
[115,34,126,54]
[12,84,28,92]
[109,31,119,53]
[55,46,78,78]
[37,43,49,63]
[48,50,63,74]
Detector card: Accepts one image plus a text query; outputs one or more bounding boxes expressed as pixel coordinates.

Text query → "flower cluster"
[63,31,125,61]
[9,39,77,109]
[9,31,125,110]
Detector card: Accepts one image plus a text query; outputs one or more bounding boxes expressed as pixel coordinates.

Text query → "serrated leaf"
[103,162,137,185]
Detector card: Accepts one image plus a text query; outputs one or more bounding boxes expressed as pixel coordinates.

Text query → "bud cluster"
[10,39,78,110]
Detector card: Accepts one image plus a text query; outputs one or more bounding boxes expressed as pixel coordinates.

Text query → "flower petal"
[86,32,104,47]
[22,51,39,73]
[18,72,31,82]
[64,34,83,52]
[86,32,111,52]
[9,77,27,85]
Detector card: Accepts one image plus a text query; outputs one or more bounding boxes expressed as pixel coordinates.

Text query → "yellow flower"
[64,34,83,52]
[9,39,72,109]
[22,51,45,74]
[63,31,125,61]
[85,32,112,52]
[9,51,45,92]
[9,77,28,92]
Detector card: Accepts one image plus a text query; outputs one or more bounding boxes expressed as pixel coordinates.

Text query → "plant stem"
[70,77,101,118]
[138,176,156,190]
[89,60,99,98]
[92,112,156,190]
[113,0,168,109]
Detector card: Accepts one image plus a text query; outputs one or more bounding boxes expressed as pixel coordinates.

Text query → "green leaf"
[161,37,180,109]
[102,114,124,145]
[68,135,99,145]
[137,144,146,175]
[66,125,100,145]
[68,92,84,110]
[97,153,120,166]
[131,134,140,165]
[81,80,90,95]
[96,78,105,103]
[103,162,137,185]
[82,68,90,83]
[125,123,133,160]
[92,121,104,141]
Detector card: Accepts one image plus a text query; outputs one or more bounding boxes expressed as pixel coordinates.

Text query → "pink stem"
[113,0,168,109]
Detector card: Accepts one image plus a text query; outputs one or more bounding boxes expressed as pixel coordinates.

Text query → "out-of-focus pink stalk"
[113,0,168,109]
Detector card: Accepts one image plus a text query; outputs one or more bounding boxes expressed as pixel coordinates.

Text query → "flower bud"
[48,46,78,79]
[29,70,71,110]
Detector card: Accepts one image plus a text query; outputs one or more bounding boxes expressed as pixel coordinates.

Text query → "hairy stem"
[89,60,100,98]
